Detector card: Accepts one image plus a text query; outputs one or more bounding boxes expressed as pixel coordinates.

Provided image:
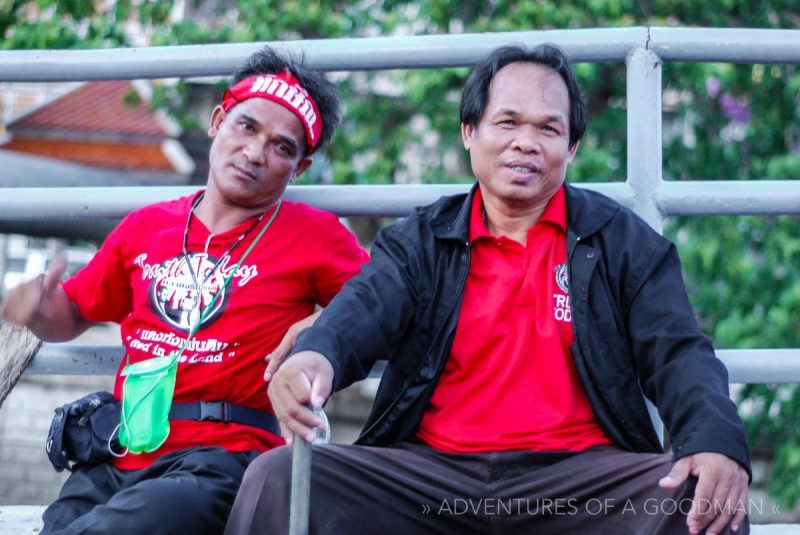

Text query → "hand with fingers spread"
[0,253,67,327]
[267,350,333,445]
[659,452,749,535]
[264,310,321,382]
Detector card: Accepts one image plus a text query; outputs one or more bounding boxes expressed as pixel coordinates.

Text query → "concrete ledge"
[0,506,44,534]
[0,506,798,534]
[751,527,800,535]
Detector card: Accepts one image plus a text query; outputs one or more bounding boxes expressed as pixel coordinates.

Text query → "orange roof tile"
[5,138,174,171]
[11,81,165,137]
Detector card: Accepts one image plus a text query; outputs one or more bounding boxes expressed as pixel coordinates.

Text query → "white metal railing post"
[626,39,666,443]
[626,42,665,233]
[0,234,7,300]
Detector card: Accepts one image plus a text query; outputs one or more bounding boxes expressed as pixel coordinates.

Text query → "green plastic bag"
[118,354,178,453]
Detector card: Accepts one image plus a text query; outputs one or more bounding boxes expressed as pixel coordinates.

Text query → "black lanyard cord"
[181,192,267,296]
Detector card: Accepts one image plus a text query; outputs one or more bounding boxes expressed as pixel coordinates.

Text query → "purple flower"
[720,94,750,124]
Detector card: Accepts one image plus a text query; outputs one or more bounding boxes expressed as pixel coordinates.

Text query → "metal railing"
[2,26,798,384]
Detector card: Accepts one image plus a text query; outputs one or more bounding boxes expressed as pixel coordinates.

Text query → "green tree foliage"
[3,0,799,506]
[0,0,175,49]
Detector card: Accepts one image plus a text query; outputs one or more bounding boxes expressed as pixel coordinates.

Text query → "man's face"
[207,98,312,210]
[462,62,578,210]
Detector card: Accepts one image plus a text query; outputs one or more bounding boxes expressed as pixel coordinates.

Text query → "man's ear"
[208,105,227,137]
[291,157,313,182]
[461,122,474,150]
[567,140,580,164]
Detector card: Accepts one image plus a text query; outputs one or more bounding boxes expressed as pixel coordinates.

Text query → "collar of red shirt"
[469,185,568,243]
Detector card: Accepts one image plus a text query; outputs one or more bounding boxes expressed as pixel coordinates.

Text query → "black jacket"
[294,184,750,476]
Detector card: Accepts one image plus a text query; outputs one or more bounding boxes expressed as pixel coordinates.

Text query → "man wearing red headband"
[1,47,367,534]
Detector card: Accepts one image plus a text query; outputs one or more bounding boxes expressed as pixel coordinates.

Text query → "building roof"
[0,148,187,187]
[2,81,193,176]
[3,138,174,172]
[9,81,165,137]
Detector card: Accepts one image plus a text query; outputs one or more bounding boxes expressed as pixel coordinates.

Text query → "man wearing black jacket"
[226,44,750,535]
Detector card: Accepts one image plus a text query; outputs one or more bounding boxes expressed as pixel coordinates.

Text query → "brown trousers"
[225,442,749,535]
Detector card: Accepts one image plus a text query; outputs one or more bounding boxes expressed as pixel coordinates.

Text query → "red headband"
[221,71,322,152]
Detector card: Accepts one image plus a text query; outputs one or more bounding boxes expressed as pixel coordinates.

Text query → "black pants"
[42,446,259,535]
[225,442,749,535]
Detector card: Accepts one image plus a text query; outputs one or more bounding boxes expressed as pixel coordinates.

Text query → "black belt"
[169,401,280,436]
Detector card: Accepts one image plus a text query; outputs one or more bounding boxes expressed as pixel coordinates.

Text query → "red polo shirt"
[416,186,610,452]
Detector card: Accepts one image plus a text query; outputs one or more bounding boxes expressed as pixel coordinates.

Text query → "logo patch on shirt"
[135,253,257,333]
[554,262,569,294]
[553,262,571,323]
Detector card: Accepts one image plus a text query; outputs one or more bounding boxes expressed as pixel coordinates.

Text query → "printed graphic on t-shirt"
[553,261,571,322]
[135,252,258,333]
[126,329,232,363]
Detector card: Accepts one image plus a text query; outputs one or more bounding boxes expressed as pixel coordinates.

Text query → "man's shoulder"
[104,194,196,243]
[564,184,621,223]
[420,192,469,218]
[123,193,196,226]
[390,192,469,235]
[279,199,341,225]
[565,185,674,275]
[565,185,663,240]
[277,200,356,246]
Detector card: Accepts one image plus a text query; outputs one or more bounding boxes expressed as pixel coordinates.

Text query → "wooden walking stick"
[0,319,42,409]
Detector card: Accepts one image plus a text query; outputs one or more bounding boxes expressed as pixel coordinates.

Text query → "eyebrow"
[238,112,302,152]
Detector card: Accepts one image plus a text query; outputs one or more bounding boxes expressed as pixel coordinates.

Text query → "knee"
[225,446,294,533]
[242,445,293,493]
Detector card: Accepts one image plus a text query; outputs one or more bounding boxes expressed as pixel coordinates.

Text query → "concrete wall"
[0,375,111,505]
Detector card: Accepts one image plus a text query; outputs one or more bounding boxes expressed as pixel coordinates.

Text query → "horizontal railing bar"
[24,345,800,383]
[649,27,800,64]
[0,28,647,82]
[26,344,124,375]
[1,180,799,221]
[0,183,635,220]
[658,180,800,216]
[722,349,800,383]
[2,27,800,82]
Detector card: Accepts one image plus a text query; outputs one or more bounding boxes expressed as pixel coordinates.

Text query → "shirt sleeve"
[62,213,136,323]
[310,215,369,307]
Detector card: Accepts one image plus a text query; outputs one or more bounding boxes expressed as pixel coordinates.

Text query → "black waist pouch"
[46,391,121,472]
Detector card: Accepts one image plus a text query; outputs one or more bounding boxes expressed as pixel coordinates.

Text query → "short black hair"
[460,44,586,149]
[232,46,341,154]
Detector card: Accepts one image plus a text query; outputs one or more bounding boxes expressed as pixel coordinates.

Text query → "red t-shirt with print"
[417,186,610,452]
[63,192,368,470]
